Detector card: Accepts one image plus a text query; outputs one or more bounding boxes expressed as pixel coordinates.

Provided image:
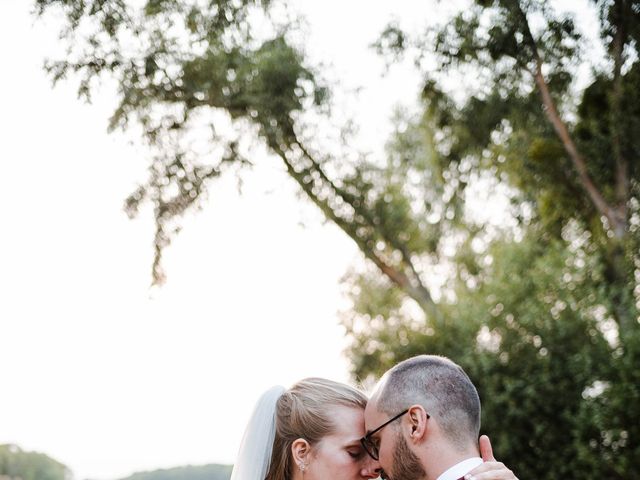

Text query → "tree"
[368,0,640,334]
[33,0,443,321]
[0,444,71,480]
[118,463,232,480]
[344,225,639,478]
[342,1,640,477]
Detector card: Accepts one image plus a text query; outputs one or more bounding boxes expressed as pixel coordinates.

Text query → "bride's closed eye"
[346,446,365,459]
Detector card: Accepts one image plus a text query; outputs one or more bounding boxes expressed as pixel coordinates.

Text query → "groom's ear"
[406,405,428,443]
[291,438,311,465]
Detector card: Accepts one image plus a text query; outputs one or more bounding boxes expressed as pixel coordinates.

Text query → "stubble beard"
[386,432,426,480]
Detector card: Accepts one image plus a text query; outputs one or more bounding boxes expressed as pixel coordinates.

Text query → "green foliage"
[118,464,232,480]
[575,63,640,196]
[460,235,619,479]
[344,2,640,479]
[0,444,71,480]
[347,232,639,479]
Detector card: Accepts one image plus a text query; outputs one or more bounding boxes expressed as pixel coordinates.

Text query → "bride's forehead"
[325,405,365,435]
[326,403,364,419]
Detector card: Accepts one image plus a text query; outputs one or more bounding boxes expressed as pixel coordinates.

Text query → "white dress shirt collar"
[435,457,483,480]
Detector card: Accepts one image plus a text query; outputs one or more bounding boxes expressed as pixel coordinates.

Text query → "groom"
[361,355,516,480]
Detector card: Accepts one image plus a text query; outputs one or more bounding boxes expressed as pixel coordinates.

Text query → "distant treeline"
[118,464,232,480]
[0,444,232,480]
[0,444,70,480]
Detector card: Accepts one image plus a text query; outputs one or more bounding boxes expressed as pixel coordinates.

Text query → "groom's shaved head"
[375,355,480,451]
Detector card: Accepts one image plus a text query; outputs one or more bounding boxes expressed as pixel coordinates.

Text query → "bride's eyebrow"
[344,439,362,447]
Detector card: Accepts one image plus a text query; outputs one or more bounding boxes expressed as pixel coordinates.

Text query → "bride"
[230,378,516,480]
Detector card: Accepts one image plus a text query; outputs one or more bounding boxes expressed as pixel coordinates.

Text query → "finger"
[464,469,517,480]
[467,461,505,474]
[464,462,516,480]
[479,434,495,462]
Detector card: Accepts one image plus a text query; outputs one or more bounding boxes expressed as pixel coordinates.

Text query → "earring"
[299,463,306,473]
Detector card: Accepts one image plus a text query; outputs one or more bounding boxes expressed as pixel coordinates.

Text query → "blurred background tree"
[0,444,71,480]
[32,0,639,478]
[118,464,232,480]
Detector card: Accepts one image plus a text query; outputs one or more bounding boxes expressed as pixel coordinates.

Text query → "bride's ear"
[291,438,311,469]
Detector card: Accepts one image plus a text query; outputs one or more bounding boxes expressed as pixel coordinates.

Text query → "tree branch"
[294,139,437,305]
[270,140,444,324]
[513,2,627,237]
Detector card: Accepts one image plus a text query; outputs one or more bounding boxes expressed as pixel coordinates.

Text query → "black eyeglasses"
[361,409,415,460]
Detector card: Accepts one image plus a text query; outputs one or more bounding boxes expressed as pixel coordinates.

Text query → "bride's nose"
[361,456,382,479]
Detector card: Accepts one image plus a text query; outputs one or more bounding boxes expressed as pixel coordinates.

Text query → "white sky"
[0,1,597,479]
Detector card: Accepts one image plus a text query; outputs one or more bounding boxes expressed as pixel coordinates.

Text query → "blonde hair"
[264,378,368,480]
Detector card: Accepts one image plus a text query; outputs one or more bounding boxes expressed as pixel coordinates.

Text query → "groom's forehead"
[365,376,393,425]
[364,395,385,426]
[371,374,390,401]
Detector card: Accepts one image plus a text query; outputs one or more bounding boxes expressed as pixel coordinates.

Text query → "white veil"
[230,385,286,480]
